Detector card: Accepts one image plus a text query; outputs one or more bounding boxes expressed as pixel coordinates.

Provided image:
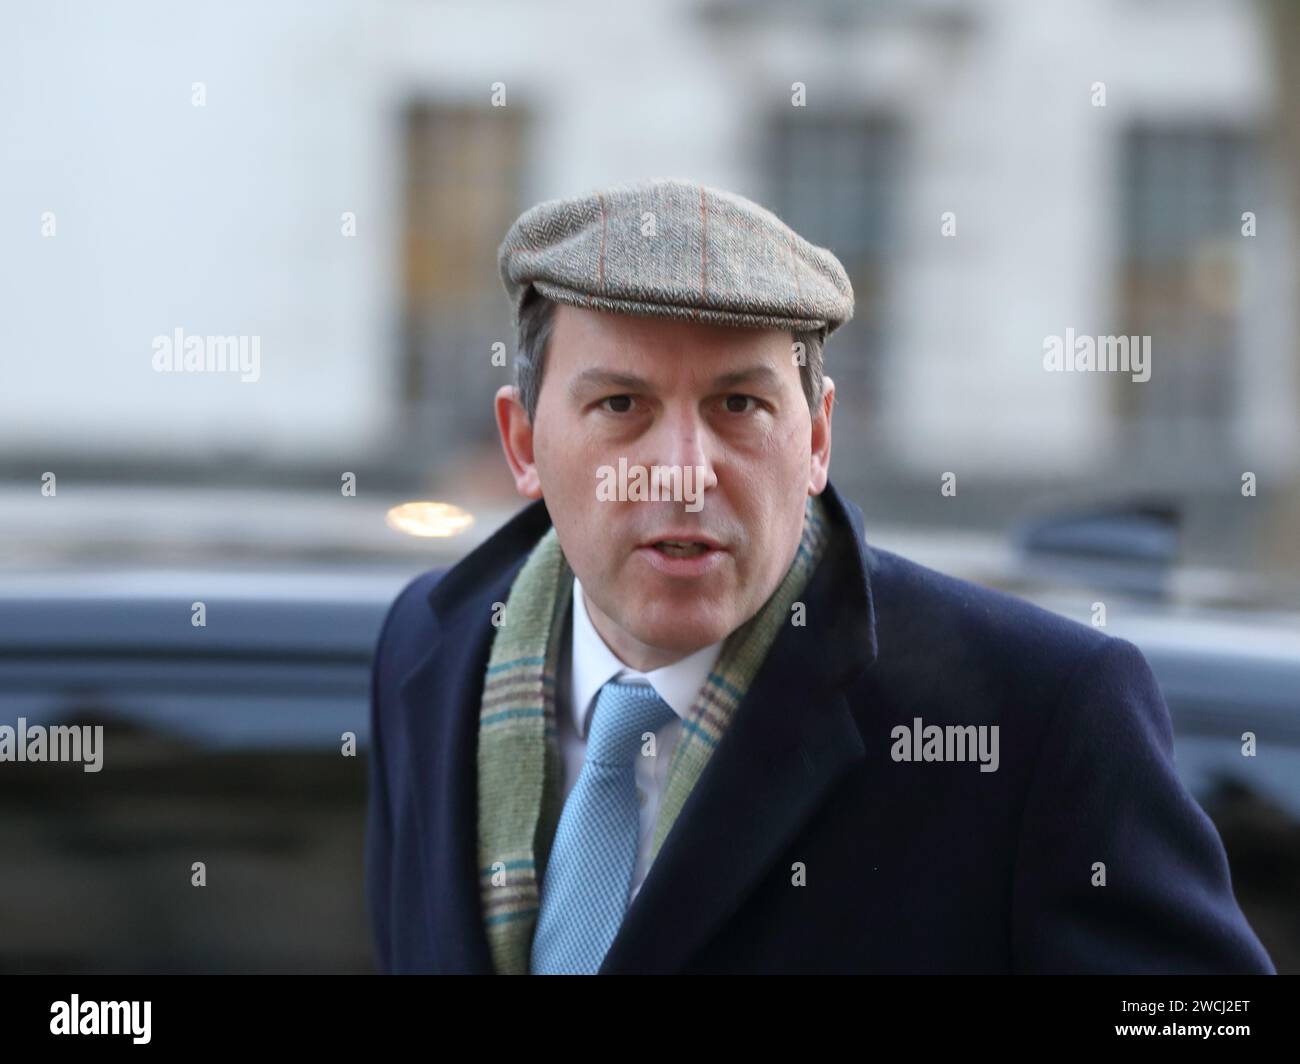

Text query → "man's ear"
[809,375,833,496]
[495,385,542,500]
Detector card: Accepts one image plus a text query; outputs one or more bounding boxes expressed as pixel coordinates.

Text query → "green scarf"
[476,493,831,974]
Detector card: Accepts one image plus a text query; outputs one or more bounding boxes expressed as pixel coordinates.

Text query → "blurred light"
[384,501,474,538]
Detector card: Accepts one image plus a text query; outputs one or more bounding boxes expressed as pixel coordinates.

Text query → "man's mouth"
[652,540,712,558]
[636,535,728,576]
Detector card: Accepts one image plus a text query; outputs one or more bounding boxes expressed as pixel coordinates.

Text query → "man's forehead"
[551,304,795,387]
[566,363,787,397]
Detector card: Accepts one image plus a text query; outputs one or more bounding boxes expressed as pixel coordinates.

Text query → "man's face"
[496,303,833,672]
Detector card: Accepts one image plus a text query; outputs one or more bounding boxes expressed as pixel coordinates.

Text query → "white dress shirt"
[559,576,723,906]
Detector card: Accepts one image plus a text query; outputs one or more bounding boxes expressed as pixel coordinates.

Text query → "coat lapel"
[396,497,553,974]
[399,482,878,974]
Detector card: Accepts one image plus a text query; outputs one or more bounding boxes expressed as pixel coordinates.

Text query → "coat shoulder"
[863,544,1111,680]
[371,568,447,696]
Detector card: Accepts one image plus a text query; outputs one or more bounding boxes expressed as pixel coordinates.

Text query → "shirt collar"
[569,575,724,739]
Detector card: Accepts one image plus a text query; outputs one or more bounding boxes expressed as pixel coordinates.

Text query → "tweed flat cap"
[498,177,854,338]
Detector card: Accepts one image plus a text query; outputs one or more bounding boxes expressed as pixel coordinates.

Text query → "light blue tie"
[530,679,677,974]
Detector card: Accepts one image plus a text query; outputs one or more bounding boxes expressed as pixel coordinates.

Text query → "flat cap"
[498,177,854,338]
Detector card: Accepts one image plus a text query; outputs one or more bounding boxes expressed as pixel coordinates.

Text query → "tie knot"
[585,680,677,767]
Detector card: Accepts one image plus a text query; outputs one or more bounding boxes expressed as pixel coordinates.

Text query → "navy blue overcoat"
[365,481,1275,974]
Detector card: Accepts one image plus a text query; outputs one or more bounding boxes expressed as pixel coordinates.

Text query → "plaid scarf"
[476,493,831,974]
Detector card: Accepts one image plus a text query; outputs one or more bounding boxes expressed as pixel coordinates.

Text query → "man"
[366,177,1275,974]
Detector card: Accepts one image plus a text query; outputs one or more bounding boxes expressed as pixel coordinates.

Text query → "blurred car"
[0,567,410,974]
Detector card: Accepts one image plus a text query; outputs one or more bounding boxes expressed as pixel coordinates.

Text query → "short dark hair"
[512,290,826,423]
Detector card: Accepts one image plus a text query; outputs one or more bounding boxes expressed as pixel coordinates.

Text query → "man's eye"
[600,395,635,413]
[724,394,760,414]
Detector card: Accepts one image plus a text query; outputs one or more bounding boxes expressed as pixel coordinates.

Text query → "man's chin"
[625,607,733,658]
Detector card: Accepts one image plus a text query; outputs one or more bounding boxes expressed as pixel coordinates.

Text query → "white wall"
[0,1,396,462]
[2,0,1292,480]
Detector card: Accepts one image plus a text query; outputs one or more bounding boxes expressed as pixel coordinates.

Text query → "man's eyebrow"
[709,365,781,390]
[569,364,782,397]
[568,369,653,397]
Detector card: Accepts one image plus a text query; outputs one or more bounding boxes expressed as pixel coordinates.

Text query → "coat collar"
[401,480,878,972]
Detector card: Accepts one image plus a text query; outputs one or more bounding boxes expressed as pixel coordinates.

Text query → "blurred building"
[3,0,1297,560]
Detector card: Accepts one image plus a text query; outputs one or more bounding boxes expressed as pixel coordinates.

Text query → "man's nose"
[650,405,719,492]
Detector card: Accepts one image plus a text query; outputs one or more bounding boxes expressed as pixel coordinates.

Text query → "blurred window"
[765,111,903,423]
[1117,124,1261,468]
[400,103,527,462]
